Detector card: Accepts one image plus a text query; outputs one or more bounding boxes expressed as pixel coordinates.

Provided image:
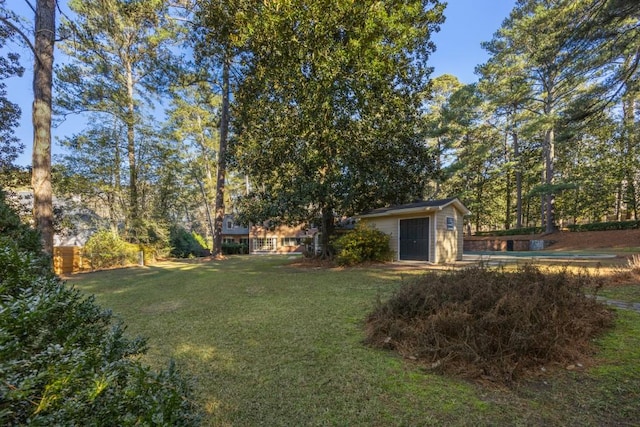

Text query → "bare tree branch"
[0,15,42,64]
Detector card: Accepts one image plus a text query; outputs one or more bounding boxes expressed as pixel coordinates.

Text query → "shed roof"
[357,198,470,219]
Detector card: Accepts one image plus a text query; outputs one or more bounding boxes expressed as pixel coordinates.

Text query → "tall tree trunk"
[622,88,638,220]
[195,172,216,250]
[125,61,138,225]
[196,113,217,246]
[544,128,555,233]
[513,131,522,229]
[320,205,335,259]
[110,129,121,233]
[504,130,512,229]
[213,53,230,257]
[32,0,56,257]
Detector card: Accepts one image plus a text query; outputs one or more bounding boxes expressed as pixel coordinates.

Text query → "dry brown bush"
[365,265,614,384]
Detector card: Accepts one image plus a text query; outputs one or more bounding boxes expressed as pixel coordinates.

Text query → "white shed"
[357,198,470,264]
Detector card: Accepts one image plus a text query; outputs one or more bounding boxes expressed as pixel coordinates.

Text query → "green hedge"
[170,227,209,258]
[567,220,640,232]
[222,242,249,255]
[84,229,140,269]
[474,226,544,237]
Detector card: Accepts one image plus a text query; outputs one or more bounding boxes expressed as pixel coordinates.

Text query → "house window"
[252,237,277,251]
[223,238,236,244]
[446,216,455,230]
[281,237,301,247]
[227,220,233,229]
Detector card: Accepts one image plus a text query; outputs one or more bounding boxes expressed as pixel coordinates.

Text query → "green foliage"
[474,226,544,236]
[0,190,201,425]
[221,242,248,255]
[366,265,614,383]
[84,229,140,270]
[0,191,45,260]
[0,20,24,169]
[334,225,393,266]
[232,0,444,250]
[169,226,210,258]
[567,220,640,232]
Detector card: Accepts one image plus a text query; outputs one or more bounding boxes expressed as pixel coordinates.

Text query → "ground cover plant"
[0,191,201,425]
[68,256,640,426]
[366,265,615,383]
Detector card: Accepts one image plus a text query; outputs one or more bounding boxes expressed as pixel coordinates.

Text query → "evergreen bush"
[334,224,393,266]
[567,220,640,232]
[84,229,139,269]
[0,190,201,425]
[221,242,248,255]
[169,227,209,258]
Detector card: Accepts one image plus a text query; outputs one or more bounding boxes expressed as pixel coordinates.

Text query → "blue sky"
[7,0,515,167]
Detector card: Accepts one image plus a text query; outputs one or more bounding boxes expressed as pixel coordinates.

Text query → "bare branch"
[22,0,36,14]
[0,15,43,65]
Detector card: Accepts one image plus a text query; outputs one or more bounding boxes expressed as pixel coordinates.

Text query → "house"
[221,215,251,248]
[222,214,317,254]
[356,198,470,263]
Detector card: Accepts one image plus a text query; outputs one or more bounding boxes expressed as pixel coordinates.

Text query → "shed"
[357,198,470,264]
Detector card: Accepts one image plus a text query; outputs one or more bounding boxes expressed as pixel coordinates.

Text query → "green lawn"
[68,256,640,426]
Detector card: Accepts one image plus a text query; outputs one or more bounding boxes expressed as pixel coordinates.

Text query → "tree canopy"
[231,0,444,255]
[2,0,640,254]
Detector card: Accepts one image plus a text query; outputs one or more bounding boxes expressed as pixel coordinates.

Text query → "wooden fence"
[53,246,85,275]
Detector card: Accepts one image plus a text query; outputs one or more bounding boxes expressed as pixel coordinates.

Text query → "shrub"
[474,226,544,236]
[170,227,209,258]
[365,265,614,383]
[567,220,640,232]
[84,229,140,270]
[0,190,201,425]
[334,224,393,266]
[221,242,248,255]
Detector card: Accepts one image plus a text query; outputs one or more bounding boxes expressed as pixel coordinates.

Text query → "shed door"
[399,218,430,261]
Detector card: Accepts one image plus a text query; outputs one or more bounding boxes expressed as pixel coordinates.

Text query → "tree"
[57,119,127,233]
[32,0,56,256]
[56,0,177,235]
[0,11,25,169]
[165,83,220,245]
[232,0,444,257]
[423,74,464,197]
[477,44,532,229]
[481,0,609,233]
[192,0,251,257]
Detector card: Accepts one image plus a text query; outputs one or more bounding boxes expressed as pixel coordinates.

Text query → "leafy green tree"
[423,74,464,197]
[56,0,177,232]
[232,0,444,257]
[477,43,532,229]
[0,13,24,169]
[191,0,252,256]
[165,83,221,244]
[57,120,127,233]
[439,84,506,231]
[476,0,640,232]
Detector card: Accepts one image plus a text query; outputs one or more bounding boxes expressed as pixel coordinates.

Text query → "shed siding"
[359,200,467,264]
[435,205,464,262]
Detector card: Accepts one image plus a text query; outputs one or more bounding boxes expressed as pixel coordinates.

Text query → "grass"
[68,256,640,426]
